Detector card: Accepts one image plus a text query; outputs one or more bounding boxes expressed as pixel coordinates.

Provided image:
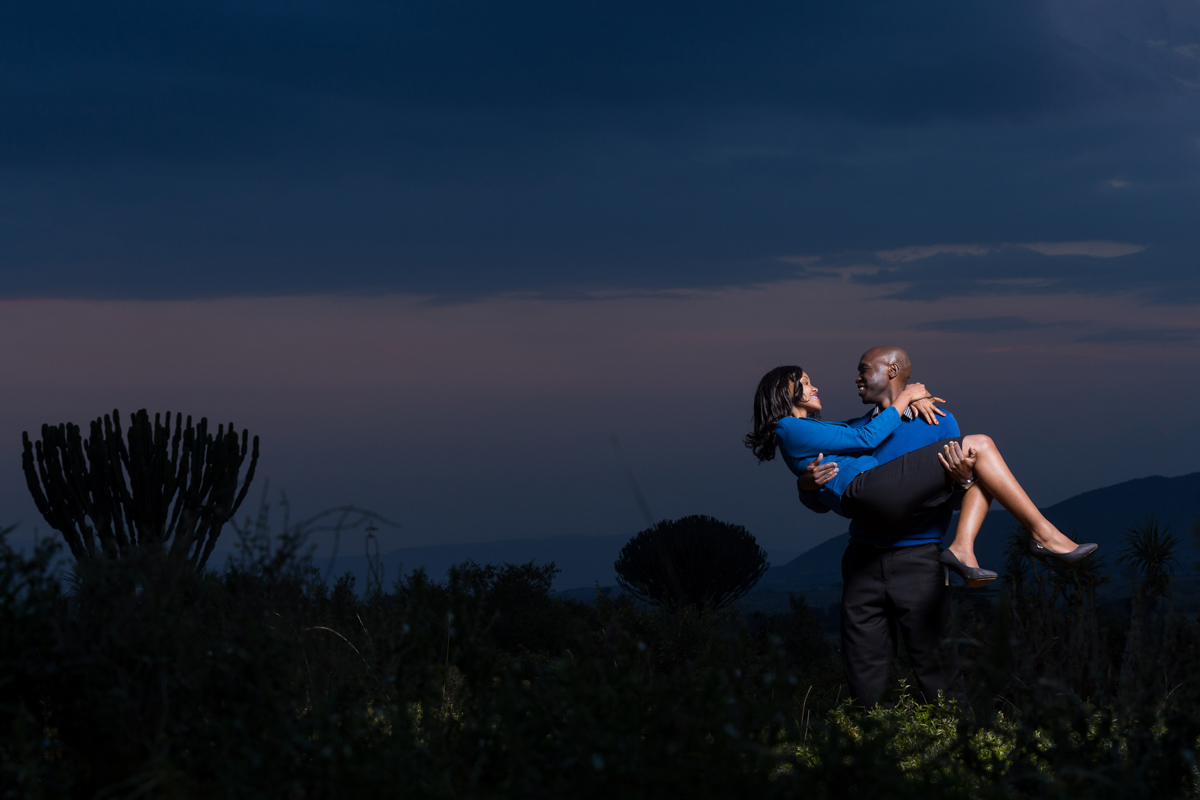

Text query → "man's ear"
[888,363,898,379]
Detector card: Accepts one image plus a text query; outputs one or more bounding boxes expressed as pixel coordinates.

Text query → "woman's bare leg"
[947,484,993,569]
[962,434,1078,553]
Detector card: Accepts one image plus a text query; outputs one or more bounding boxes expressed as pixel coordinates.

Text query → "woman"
[744,365,1096,586]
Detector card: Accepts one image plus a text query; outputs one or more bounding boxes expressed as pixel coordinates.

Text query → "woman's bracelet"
[957,477,975,491]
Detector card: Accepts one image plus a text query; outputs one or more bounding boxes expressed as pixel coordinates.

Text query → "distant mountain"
[757,472,1200,593]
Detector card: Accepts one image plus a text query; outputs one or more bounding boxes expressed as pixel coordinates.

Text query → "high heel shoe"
[938,550,998,588]
[1028,540,1098,563]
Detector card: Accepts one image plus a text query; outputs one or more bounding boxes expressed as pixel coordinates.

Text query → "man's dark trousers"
[840,541,964,705]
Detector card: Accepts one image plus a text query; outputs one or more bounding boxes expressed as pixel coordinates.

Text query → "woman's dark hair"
[744,365,806,462]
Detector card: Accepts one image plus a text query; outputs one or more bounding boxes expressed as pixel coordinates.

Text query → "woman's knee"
[964,434,994,453]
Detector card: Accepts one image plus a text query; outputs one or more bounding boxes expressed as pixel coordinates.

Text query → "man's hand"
[912,396,947,425]
[937,440,977,485]
[799,453,838,492]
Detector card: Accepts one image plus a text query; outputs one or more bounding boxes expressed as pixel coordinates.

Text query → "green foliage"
[789,685,1200,800]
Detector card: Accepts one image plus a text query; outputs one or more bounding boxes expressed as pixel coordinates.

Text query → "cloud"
[875,244,990,262]
[911,316,1086,334]
[873,241,1148,263]
[782,241,1197,304]
[908,315,1200,344]
[1018,241,1147,257]
[1074,326,1200,344]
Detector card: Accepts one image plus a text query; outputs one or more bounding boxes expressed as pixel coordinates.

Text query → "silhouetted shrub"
[449,559,572,654]
[613,515,769,610]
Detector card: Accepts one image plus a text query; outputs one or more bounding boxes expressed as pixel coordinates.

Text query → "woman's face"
[790,372,822,417]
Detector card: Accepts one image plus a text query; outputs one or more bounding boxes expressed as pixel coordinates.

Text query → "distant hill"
[757,472,1200,593]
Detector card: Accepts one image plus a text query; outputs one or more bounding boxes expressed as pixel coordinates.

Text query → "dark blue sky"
[2,1,1198,573]
[2,0,1198,299]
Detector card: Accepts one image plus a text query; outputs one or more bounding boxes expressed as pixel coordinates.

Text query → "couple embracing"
[745,347,1097,706]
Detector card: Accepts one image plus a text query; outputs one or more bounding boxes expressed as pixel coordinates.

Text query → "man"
[798,346,966,706]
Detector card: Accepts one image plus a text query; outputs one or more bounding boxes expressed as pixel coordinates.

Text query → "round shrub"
[614,515,769,610]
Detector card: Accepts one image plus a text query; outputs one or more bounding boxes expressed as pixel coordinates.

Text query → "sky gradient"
[2,0,1199,562]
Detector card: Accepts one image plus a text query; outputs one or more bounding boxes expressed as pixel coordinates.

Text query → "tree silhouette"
[614,515,769,610]
[22,409,259,570]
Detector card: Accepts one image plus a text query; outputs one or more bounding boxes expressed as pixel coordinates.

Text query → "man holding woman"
[746,347,1096,706]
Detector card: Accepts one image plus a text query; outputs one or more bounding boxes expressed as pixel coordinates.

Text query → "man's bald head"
[863,347,911,381]
[857,347,913,406]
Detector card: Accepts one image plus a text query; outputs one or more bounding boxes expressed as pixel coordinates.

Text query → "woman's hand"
[898,382,931,405]
[937,440,977,486]
[891,381,931,416]
[798,453,838,491]
[911,395,947,425]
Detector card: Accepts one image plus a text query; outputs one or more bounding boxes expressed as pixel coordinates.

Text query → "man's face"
[855,352,893,405]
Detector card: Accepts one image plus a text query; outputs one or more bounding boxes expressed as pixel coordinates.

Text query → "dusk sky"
[2,0,1199,562]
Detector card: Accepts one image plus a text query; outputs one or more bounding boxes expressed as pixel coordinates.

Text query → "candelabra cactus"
[22,409,259,570]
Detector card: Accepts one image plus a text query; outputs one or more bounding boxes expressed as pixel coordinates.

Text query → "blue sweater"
[792,408,962,546]
[774,406,903,516]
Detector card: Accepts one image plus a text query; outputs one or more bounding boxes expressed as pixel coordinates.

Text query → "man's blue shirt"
[798,408,961,547]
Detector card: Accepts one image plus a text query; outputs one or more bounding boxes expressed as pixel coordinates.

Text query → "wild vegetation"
[1,508,1198,798]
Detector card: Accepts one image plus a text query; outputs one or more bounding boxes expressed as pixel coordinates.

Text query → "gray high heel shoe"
[938,550,998,588]
[1028,540,1098,563]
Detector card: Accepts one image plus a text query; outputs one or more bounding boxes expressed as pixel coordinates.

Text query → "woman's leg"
[962,434,1078,553]
[946,484,992,568]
